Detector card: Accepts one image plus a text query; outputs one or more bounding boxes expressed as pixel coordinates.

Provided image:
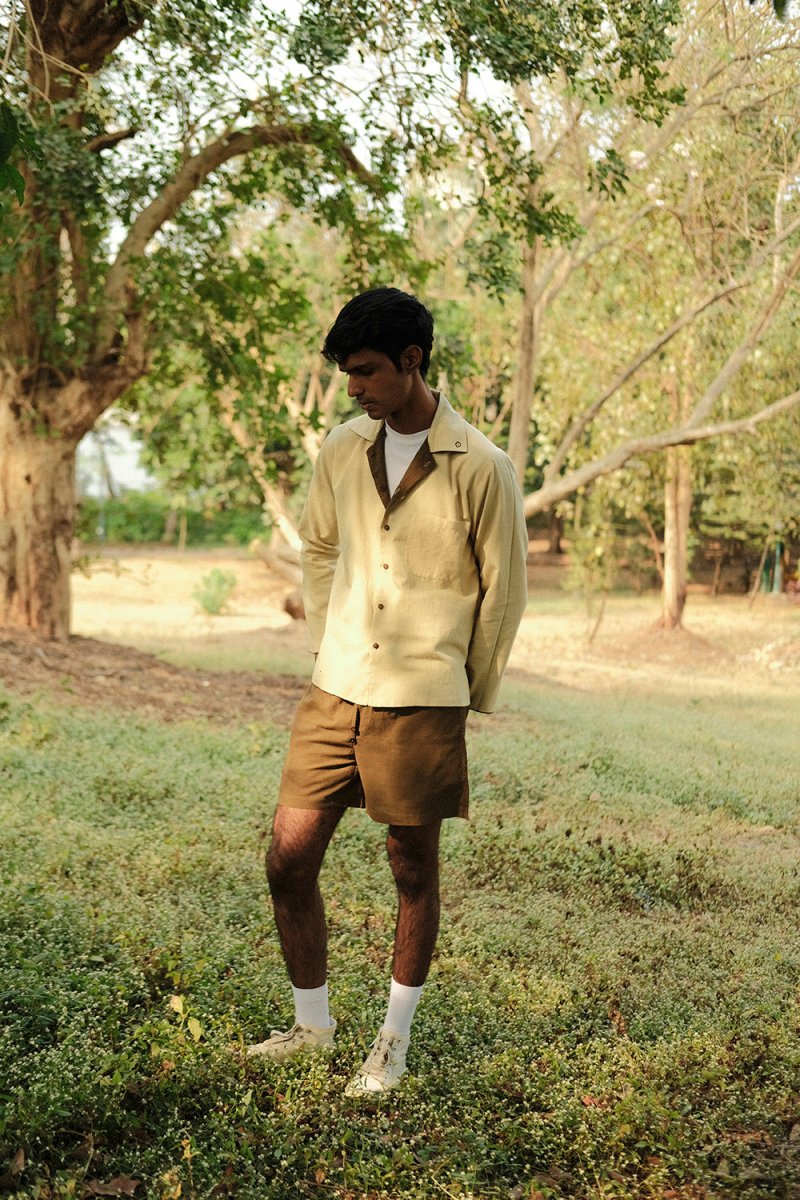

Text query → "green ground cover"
[1,670,799,1199]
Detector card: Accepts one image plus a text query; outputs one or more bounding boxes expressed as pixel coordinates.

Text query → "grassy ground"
[2,579,800,1200]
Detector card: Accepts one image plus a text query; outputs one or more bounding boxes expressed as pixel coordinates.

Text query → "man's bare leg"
[345,820,442,1093]
[386,820,442,986]
[266,805,345,989]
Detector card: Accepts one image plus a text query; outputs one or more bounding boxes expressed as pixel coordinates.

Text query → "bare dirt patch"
[0,628,305,726]
[598,624,733,668]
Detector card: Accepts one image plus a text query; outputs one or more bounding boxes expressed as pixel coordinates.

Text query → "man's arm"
[298,439,340,652]
[466,453,529,713]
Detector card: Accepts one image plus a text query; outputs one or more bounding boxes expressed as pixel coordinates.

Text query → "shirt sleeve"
[466,453,529,713]
[298,437,340,653]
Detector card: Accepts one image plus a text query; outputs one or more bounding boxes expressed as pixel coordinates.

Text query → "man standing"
[248,287,528,1095]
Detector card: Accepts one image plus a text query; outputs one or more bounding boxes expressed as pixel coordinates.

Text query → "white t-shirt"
[384,424,431,496]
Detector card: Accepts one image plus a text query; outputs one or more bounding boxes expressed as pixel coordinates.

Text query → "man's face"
[340,348,415,425]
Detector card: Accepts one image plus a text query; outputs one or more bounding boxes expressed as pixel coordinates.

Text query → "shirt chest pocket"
[396,512,472,585]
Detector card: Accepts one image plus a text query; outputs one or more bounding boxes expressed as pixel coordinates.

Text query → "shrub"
[192,569,237,614]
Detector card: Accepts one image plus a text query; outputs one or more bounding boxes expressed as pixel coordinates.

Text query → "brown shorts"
[278,684,469,825]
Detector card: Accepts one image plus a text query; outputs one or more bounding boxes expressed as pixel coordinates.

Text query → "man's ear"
[401,344,423,373]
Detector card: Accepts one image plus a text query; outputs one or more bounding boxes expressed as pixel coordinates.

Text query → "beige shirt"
[299,394,529,713]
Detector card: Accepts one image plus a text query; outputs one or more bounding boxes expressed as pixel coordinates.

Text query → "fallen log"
[250,537,305,620]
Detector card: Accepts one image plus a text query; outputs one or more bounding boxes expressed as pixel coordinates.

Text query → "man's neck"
[386,386,438,435]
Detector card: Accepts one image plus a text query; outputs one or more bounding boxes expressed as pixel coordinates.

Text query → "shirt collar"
[348,392,468,453]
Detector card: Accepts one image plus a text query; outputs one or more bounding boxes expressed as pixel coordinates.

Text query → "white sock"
[291,982,331,1029]
[382,977,424,1038]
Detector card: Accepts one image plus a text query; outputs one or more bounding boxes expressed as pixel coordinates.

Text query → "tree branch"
[320,367,341,432]
[687,236,800,426]
[543,280,746,483]
[217,388,302,550]
[30,0,144,74]
[642,513,665,584]
[544,208,800,483]
[280,379,324,465]
[95,121,377,360]
[86,127,138,152]
[525,389,800,517]
[61,209,89,311]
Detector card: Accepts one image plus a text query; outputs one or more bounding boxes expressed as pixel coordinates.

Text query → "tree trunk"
[251,529,302,586]
[547,508,564,554]
[661,443,692,629]
[161,507,178,544]
[0,403,77,638]
[507,237,540,485]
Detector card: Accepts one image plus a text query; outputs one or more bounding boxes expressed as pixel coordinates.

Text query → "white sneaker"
[345,1030,410,1095]
[246,1020,336,1062]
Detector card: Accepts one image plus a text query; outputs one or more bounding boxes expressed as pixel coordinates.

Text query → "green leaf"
[0,162,25,204]
[0,101,20,150]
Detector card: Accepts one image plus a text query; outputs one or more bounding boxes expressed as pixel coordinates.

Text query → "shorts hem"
[277,797,470,825]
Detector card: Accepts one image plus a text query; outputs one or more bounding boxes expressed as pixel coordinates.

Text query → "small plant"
[192,568,236,615]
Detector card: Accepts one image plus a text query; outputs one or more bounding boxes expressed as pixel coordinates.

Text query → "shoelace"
[269,1025,298,1042]
[365,1039,398,1070]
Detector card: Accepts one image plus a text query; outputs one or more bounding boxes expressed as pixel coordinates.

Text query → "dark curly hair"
[322,287,434,378]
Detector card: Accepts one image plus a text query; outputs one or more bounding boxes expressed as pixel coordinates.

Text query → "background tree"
[0,0,398,637]
[440,1,800,627]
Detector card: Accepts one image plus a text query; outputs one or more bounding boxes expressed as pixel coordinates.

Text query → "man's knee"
[386,828,440,896]
[266,842,320,896]
[266,805,341,896]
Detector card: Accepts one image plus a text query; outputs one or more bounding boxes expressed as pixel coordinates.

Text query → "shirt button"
[377,603,384,610]
[383,524,390,531]
[372,642,380,649]
[382,563,389,569]
[455,440,461,447]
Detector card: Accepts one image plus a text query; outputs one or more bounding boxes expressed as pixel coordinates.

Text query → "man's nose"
[347,376,363,398]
